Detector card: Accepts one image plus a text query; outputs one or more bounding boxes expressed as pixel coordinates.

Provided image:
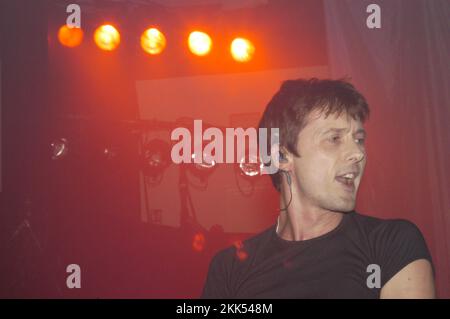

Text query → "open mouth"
[335,172,356,192]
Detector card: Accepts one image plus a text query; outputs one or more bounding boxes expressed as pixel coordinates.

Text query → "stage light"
[233,240,248,261]
[58,25,83,48]
[50,138,69,160]
[103,146,119,160]
[192,232,206,252]
[230,38,255,62]
[188,31,212,56]
[236,249,248,261]
[238,154,263,177]
[189,153,216,181]
[191,153,216,170]
[142,139,171,176]
[94,24,120,51]
[141,28,166,55]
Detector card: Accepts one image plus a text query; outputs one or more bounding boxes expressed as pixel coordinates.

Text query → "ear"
[279,146,294,172]
[270,144,293,172]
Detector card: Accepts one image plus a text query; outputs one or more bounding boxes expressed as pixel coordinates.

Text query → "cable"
[277,170,292,212]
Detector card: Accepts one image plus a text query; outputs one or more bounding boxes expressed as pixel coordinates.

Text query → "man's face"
[291,109,367,212]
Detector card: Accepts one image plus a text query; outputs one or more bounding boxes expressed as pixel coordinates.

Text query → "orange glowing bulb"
[94,24,120,51]
[141,28,166,55]
[188,31,212,56]
[230,38,255,62]
[58,25,83,48]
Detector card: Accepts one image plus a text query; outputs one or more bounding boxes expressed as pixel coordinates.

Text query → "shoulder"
[351,211,433,286]
[202,225,275,298]
[349,211,425,242]
[210,224,276,265]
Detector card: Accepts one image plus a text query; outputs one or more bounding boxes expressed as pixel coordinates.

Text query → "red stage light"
[192,232,206,252]
[58,25,83,48]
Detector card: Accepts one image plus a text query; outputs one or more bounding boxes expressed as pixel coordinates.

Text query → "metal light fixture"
[142,139,171,177]
[238,153,263,177]
[50,138,69,160]
[189,152,216,180]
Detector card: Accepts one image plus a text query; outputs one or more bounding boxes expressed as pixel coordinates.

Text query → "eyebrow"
[321,128,367,136]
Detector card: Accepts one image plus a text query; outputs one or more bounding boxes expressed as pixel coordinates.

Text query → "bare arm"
[380,259,436,299]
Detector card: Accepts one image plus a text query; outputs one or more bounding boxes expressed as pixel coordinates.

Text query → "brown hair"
[258,78,370,192]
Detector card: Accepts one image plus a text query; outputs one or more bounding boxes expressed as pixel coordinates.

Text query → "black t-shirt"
[201,211,433,298]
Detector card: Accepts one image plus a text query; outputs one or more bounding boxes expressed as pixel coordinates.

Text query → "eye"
[329,135,341,144]
[355,137,366,145]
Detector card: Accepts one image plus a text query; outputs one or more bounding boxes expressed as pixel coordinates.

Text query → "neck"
[276,186,344,241]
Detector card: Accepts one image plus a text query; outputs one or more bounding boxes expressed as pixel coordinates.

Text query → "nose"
[345,141,365,164]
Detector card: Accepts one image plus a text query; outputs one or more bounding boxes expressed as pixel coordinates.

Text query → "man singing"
[201,78,435,298]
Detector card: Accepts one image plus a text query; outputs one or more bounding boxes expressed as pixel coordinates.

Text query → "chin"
[326,200,356,213]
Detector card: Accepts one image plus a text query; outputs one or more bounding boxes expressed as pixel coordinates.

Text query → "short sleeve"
[376,219,434,287]
[200,249,232,299]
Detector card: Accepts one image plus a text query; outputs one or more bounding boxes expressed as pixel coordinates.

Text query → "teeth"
[343,173,355,179]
